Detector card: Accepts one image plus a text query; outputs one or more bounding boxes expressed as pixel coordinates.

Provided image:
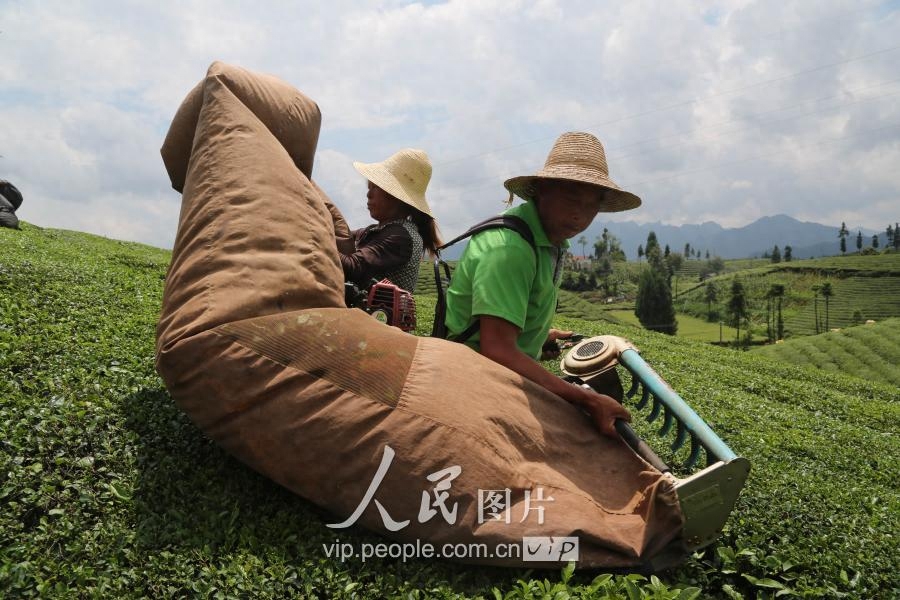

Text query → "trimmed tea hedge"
[2,224,897,598]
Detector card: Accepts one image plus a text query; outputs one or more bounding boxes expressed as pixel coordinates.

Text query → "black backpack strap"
[431,258,453,338]
[436,215,536,254]
[431,215,537,340]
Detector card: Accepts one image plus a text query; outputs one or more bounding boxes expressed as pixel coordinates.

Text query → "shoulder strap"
[431,214,537,339]
[436,215,536,255]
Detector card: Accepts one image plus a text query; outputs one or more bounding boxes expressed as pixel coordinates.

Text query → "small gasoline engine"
[345,279,417,332]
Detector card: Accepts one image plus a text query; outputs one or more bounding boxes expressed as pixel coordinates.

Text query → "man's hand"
[575,388,631,437]
[547,329,573,342]
[479,316,629,438]
[541,329,574,360]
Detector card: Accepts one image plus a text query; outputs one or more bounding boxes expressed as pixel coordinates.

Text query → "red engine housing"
[366,279,417,332]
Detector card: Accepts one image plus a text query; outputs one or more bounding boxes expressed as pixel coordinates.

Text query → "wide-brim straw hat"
[504,132,641,212]
[353,148,434,218]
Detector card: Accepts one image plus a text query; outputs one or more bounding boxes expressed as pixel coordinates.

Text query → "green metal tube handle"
[618,348,737,464]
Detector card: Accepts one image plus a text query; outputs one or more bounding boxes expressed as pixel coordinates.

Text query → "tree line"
[566,224,875,345]
[762,245,792,263]
[634,232,677,335]
[704,278,788,347]
[631,229,841,347]
[838,221,900,254]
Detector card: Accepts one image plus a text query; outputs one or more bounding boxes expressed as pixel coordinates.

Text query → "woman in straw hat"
[341,148,442,293]
[444,131,639,437]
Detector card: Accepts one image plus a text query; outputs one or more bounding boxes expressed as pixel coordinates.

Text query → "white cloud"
[1,0,898,248]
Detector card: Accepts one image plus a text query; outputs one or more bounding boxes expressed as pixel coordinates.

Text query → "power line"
[442,81,900,194]
[625,121,900,188]
[609,78,900,159]
[330,4,890,151]
[611,87,900,163]
[435,43,900,167]
[440,116,900,203]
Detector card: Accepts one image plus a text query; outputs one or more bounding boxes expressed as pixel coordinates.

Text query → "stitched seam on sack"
[211,328,655,517]
[396,343,636,516]
[212,328,400,410]
[390,402,637,517]
[198,329,397,435]
[215,309,413,405]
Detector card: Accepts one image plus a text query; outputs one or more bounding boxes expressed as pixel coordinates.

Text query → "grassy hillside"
[771,253,900,276]
[556,290,621,323]
[675,253,900,339]
[414,259,442,296]
[563,253,900,346]
[607,310,740,343]
[2,224,898,598]
[752,318,900,387]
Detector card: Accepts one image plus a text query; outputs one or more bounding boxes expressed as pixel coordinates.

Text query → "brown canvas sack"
[156,61,685,569]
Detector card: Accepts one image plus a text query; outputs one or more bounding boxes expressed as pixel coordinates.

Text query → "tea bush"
[2,224,897,598]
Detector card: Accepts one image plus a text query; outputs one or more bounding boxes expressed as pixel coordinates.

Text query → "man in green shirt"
[445,132,640,437]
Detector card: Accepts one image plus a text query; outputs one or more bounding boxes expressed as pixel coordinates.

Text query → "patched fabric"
[155,61,685,570]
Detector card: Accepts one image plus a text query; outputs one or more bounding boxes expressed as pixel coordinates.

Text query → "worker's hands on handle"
[479,316,629,438]
[541,329,579,360]
[571,387,631,438]
[546,328,573,342]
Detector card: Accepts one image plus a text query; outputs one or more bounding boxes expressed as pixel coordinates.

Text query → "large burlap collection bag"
[156,61,685,569]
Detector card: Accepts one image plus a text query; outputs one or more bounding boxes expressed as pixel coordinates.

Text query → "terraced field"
[785,276,900,335]
[720,258,772,272]
[771,252,900,276]
[754,318,900,387]
[674,261,702,279]
[673,253,900,339]
[556,290,620,322]
[413,259,441,295]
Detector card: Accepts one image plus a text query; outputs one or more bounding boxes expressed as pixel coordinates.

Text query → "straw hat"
[353,149,434,218]
[504,132,641,212]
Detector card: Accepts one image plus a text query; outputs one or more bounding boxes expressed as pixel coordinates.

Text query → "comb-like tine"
[636,385,650,410]
[646,395,662,423]
[614,346,742,480]
[671,420,688,452]
[626,376,639,399]
[659,406,674,436]
[685,436,702,470]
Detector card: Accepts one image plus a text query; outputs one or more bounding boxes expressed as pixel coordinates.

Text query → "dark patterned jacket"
[341,218,423,292]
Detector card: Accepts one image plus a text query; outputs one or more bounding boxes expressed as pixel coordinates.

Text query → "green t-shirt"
[444,201,568,359]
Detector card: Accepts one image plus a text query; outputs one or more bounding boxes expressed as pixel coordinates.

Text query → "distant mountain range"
[440,214,886,260]
[588,214,862,260]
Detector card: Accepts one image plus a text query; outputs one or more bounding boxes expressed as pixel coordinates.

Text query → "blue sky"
[1,0,898,248]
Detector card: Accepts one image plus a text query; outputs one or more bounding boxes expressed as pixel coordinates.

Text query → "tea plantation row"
[1,224,897,598]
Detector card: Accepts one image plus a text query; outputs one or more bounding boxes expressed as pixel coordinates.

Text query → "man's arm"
[478,316,630,437]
